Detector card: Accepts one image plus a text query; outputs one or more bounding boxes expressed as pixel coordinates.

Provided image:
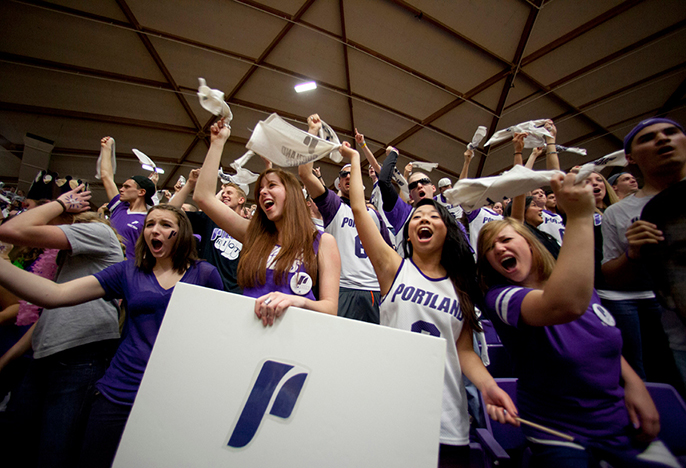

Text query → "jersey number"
[411,320,441,337]
[354,235,368,259]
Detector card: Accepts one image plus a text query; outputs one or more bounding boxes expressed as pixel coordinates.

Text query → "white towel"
[444,165,564,211]
[556,145,587,157]
[95,139,116,180]
[484,119,554,149]
[468,126,488,150]
[246,113,342,167]
[411,161,438,172]
[574,150,627,184]
[197,78,233,121]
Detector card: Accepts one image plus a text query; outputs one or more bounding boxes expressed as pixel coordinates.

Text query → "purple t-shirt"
[484,286,631,448]
[243,233,321,302]
[108,194,147,259]
[94,259,222,405]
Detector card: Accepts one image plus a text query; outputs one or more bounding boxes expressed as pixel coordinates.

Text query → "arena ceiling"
[1,0,685,205]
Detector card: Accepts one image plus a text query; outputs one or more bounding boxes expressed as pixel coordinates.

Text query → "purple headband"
[623,117,684,154]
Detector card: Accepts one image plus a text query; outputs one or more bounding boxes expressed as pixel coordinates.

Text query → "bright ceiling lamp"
[294,81,317,93]
[133,149,165,174]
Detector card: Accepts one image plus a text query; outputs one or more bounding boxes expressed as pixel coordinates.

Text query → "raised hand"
[210,118,231,143]
[307,114,322,135]
[57,184,91,213]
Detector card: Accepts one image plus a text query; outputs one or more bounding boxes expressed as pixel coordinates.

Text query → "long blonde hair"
[476,218,556,291]
[237,169,318,288]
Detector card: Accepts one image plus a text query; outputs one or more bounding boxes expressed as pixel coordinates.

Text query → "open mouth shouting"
[417,226,433,242]
[501,256,517,273]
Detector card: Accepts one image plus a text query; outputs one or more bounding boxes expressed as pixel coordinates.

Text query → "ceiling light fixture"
[294,81,317,93]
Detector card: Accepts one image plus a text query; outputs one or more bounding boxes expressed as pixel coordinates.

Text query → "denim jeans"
[601,297,685,394]
[0,340,117,468]
[601,298,647,380]
[78,392,132,468]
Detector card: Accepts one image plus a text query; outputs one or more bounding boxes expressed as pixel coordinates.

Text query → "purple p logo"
[227,360,308,448]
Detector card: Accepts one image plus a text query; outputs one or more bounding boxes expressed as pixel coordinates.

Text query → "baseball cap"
[438,177,452,188]
[623,117,684,154]
[607,172,627,186]
[131,175,156,206]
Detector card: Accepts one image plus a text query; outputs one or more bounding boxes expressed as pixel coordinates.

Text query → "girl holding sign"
[193,118,340,326]
[476,173,675,467]
[343,141,518,467]
[0,203,223,467]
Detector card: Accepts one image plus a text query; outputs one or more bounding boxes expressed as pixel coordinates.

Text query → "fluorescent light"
[294,81,317,93]
[141,163,165,174]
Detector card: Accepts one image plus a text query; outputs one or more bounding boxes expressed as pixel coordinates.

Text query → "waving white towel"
[484,119,554,149]
[444,165,564,211]
[246,113,342,167]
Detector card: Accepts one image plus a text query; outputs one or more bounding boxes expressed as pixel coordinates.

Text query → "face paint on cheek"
[168,231,177,239]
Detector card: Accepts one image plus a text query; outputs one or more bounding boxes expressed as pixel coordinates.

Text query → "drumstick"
[515,417,575,442]
[503,409,575,442]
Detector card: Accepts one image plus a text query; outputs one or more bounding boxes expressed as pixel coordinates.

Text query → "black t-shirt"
[187,212,243,294]
[526,222,561,259]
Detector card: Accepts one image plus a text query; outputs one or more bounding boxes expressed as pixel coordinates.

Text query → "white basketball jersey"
[380,259,469,445]
[539,210,565,245]
[468,208,503,252]
[325,202,381,290]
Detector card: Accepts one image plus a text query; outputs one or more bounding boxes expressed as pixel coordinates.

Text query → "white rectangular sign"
[114,283,446,467]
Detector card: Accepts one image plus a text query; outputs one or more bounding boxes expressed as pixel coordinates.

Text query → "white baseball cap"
[438,178,452,188]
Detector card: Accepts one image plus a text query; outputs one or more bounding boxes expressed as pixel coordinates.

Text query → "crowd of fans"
[0,113,684,468]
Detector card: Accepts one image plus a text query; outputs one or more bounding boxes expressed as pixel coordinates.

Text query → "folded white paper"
[197,78,233,121]
[246,114,342,167]
[484,119,553,149]
[444,165,564,211]
[575,150,627,183]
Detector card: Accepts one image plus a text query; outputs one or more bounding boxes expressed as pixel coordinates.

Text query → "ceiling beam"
[477,0,542,177]
[0,101,197,133]
[340,0,355,134]
[519,0,646,67]
[505,19,686,112]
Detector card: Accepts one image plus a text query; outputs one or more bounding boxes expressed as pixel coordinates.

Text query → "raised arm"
[510,133,527,223]
[193,119,249,242]
[459,149,474,180]
[519,172,596,326]
[355,128,382,174]
[297,114,326,199]
[0,185,91,249]
[345,142,400,295]
[524,146,544,170]
[0,258,106,309]
[543,120,560,171]
[377,147,401,211]
[169,169,200,208]
[99,136,119,201]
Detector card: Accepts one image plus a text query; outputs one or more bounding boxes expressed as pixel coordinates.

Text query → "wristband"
[546,142,556,146]
[547,151,558,155]
[360,142,367,148]
[55,199,67,213]
[514,152,522,155]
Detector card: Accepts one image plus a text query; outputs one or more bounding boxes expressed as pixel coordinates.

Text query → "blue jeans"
[78,393,132,468]
[601,298,647,379]
[1,340,117,468]
[602,297,685,394]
